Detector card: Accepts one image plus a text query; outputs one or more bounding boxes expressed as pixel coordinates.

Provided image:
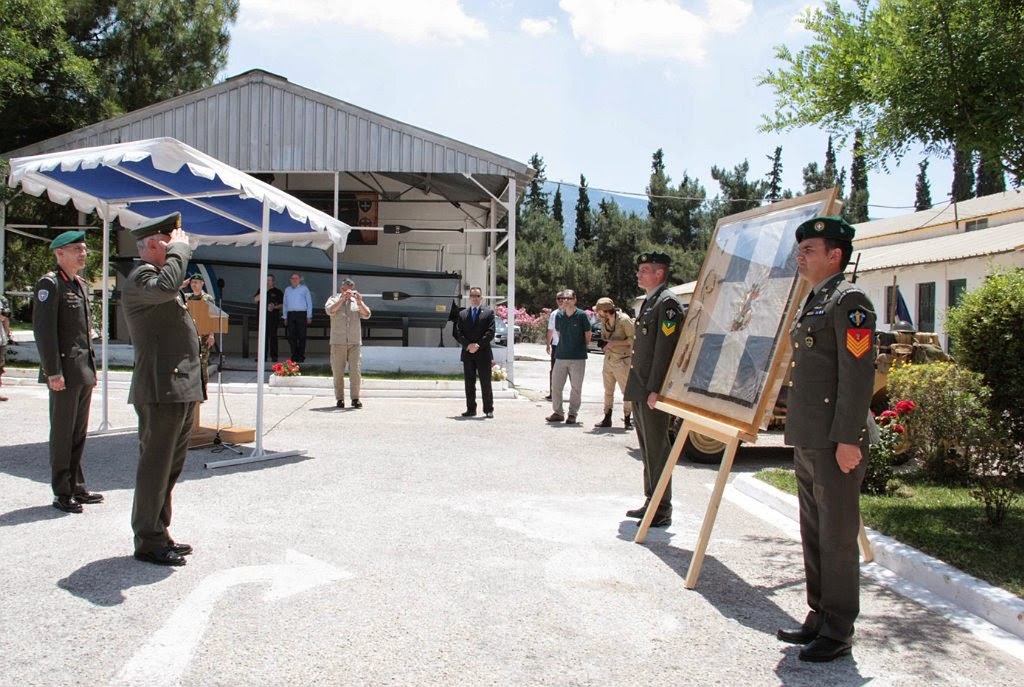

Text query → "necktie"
[472,307,478,322]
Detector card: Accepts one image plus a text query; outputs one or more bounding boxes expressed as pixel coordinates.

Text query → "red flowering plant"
[271,359,301,377]
[864,399,917,495]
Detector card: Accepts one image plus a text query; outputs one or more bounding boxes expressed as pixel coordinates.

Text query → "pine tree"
[951,144,975,202]
[914,160,933,211]
[765,146,784,202]
[552,185,564,229]
[710,159,765,216]
[844,130,870,223]
[575,174,593,248]
[975,152,1007,197]
[823,135,839,190]
[524,153,549,214]
[647,149,671,236]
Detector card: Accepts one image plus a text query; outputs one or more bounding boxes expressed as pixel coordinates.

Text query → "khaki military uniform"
[784,272,876,643]
[325,293,372,404]
[32,268,97,497]
[600,310,635,417]
[122,243,204,556]
[625,284,684,518]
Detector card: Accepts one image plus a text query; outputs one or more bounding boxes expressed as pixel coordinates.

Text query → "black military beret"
[636,251,671,267]
[130,212,181,240]
[50,230,86,250]
[795,215,856,243]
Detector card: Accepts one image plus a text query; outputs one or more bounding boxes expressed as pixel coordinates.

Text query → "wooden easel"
[635,405,874,588]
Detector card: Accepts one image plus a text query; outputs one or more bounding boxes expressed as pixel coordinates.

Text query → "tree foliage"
[945,267,1024,444]
[646,148,705,250]
[759,0,1024,185]
[574,174,592,248]
[914,159,932,211]
[844,129,869,223]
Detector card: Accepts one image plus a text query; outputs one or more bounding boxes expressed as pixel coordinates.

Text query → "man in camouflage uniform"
[778,215,876,663]
[624,252,683,528]
[593,297,635,429]
[32,230,102,513]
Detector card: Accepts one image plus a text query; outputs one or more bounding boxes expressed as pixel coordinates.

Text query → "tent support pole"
[206,198,307,469]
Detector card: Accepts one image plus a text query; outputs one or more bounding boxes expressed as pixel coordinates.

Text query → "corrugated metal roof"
[2,69,531,201]
[851,221,1024,273]
[854,190,1024,242]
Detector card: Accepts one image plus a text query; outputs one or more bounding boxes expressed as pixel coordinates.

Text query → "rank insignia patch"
[661,320,677,336]
[846,328,871,358]
[848,307,870,327]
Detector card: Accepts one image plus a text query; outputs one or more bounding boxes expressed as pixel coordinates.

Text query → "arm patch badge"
[37,289,50,302]
[661,320,677,336]
[846,328,871,358]
[848,307,870,327]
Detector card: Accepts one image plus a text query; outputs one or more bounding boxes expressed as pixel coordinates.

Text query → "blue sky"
[225,0,953,219]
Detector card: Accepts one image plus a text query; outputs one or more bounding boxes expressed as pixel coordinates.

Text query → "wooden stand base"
[188,401,256,448]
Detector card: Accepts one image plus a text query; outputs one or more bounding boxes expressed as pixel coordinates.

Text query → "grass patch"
[754,468,1024,597]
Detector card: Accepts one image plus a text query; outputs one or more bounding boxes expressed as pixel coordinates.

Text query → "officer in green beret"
[121,212,204,566]
[624,252,684,528]
[183,273,216,400]
[778,215,876,662]
[32,230,102,513]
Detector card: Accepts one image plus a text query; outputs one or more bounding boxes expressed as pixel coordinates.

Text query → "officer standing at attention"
[33,230,102,513]
[778,215,876,662]
[624,252,683,528]
[122,212,204,566]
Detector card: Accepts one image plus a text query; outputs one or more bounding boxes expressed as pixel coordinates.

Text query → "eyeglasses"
[556,296,568,301]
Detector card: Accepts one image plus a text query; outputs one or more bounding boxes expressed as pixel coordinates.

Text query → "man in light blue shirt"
[283,272,313,362]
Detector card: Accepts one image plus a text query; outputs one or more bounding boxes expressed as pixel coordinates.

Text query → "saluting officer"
[624,252,683,528]
[32,230,102,513]
[778,215,877,663]
[122,212,204,566]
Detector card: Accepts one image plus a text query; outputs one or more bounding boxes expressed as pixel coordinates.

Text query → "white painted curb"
[733,473,1024,641]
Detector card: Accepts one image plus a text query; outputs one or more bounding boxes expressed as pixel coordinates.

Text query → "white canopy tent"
[6,137,351,467]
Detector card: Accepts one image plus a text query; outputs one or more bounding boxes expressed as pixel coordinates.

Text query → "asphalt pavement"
[0,345,1021,685]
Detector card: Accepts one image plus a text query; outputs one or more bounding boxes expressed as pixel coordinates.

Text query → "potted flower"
[272,359,301,377]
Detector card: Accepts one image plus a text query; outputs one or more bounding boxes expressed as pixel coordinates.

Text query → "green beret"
[50,230,86,250]
[130,212,181,240]
[636,251,671,267]
[795,215,856,243]
[188,273,204,282]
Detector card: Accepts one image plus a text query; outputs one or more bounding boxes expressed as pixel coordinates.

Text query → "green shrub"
[887,361,991,483]
[945,267,1024,443]
[964,428,1024,525]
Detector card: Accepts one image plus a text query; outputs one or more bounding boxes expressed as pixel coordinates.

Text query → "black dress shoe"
[799,636,852,662]
[73,491,104,504]
[134,546,186,566]
[461,410,477,417]
[625,505,648,519]
[336,400,345,408]
[351,399,362,409]
[168,541,193,556]
[485,412,494,418]
[52,495,83,513]
[777,626,818,644]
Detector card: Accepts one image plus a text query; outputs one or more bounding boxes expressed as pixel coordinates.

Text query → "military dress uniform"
[625,269,684,522]
[783,218,877,654]
[183,289,215,400]
[122,213,204,561]
[33,255,98,502]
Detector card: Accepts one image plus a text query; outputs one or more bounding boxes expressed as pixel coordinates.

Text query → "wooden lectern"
[186,299,256,448]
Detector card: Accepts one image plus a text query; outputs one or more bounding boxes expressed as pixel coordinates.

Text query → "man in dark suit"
[122,212,204,567]
[32,230,102,513]
[778,215,876,662]
[454,287,496,418]
[624,252,683,528]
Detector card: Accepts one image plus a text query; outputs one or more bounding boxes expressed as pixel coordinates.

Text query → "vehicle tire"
[683,432,727,464]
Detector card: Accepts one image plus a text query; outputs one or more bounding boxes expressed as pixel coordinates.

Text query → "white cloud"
[520,17,557,37]
[240,0,488,43]
[558,0,753,63]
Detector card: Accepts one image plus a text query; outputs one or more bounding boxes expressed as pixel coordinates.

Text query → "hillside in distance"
[542,181,648,246]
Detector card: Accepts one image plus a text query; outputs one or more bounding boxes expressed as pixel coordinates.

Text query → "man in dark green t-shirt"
[546,289,591,425]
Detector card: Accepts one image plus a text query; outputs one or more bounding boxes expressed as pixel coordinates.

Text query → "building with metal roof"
[3,69,533,351]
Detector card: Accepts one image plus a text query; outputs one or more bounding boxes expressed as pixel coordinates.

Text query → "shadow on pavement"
[58,556,175,606]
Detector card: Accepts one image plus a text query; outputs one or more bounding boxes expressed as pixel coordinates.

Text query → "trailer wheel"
[683,432,727,464]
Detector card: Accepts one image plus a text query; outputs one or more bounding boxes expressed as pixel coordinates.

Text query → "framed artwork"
[660,189,839,436]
